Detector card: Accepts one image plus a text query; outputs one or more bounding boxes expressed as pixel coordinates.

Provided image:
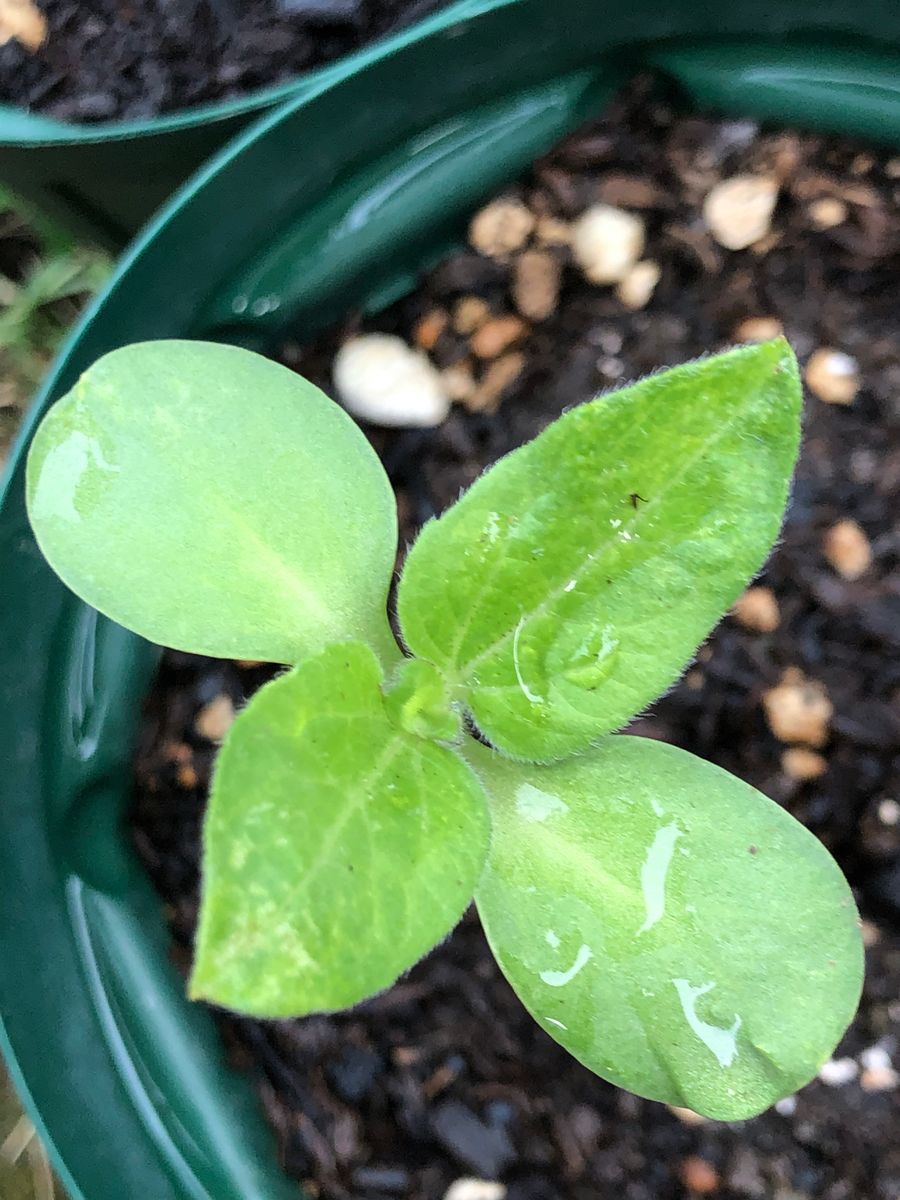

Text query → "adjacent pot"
[0,0,502,249]
[2,6,900,1198]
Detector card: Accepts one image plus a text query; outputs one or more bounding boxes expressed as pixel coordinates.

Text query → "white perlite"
[703,175,778,250]
[571,204,645,284]
[818,1057,859,1087]
[444,1181,507,1200]
[333,334,451,427]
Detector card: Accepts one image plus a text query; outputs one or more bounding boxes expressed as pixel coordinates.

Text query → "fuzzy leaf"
[473,736,863,1119]
[398,340,801,760]
[191,642,489,1017]
[26,341,397,664]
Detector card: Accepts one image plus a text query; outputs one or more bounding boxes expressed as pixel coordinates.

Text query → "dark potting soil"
[131,80,900,1200]
[0,0,448,122]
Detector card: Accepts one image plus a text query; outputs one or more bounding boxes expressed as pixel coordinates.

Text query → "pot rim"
[0,0,511,145]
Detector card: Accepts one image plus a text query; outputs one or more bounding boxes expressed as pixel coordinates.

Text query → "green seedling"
[0,188,110,398]
[26,337,863,1120]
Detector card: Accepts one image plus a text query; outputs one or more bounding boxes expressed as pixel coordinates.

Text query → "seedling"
[26,337,862,1120]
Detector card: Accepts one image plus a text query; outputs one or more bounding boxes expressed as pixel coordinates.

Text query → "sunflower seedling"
[26,337,863,1119]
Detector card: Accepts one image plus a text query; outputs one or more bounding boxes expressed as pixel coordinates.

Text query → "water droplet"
[545,1017,568,1030]
[30,429,119,524]
[513,615,542,704]
[672,979,741,1068]
[637,821,683,935]
[562,627,619,689]
[515,783,568,823]
[545,929,560,948]
[541,943,592,987]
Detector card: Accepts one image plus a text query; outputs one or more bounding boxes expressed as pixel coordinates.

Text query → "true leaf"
[26,341,398,664]
[473,736,863,1119]
[191,641,490,1017]
[398,340,801,760]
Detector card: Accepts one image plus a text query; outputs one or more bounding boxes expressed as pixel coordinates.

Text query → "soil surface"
[132,80,900,1200]
[0,0,448,122]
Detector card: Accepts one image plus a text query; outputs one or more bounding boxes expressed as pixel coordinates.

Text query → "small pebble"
[731,586,780,633]
[878,798,900,826]
[442,362,477,404]
[818,1057,859,1086]
[781,747,828,782]
[861,1067,899,1092]
[534,215,571,246]
[823,518,872,580]
[177,763,199,789]
[571,204,645,285]
[805,348,860,405]
[444,1182,507,1200]
[414,308,448,352]
[453,295,491,335]
[616,259,661,310]
[763,669,832,747]
[195,694,235,742]
[861,920,880,948]
[469,198,535,259]
[470,315,529,360]
[466,352,525,414]
[732,316,783,343]
[164,741,192,764]
[859,1046,900,1091]
[0,0,47,51]
[667,1105,707,1126]
[333,334,451,427]
[598,355,624,379]
[808,197,848,229]
[703,175,779,250]
[678,1155,720,1195]
[513,250,562,321]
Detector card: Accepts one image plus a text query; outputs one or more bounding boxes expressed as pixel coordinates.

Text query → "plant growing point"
[25,336,864,1121]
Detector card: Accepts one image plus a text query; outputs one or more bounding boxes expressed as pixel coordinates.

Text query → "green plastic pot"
[2,6,900,1198]
[0,0,506,249]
